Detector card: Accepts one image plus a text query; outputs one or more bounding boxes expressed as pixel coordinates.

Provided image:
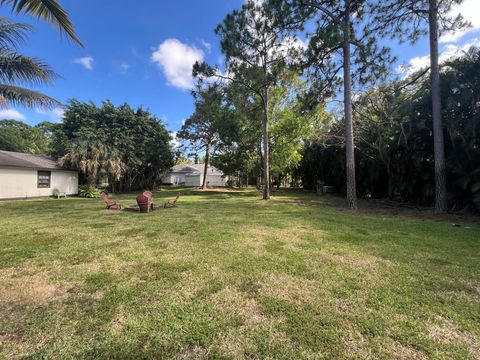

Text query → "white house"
[0,150,78,200]
[162,164,228,187]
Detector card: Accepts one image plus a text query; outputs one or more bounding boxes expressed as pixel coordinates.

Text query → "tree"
[0,17,60,109]
[1,0,82,46]
[52,100,174,191]
[0,119,51,153]
[287,0,392,210]
[177,83,224,190]
[212,80,264,188]
[298,47,480,210]
[194,0,303,199]
[269,72,325,187]
[59,139,107,186]
[372,0,469,213]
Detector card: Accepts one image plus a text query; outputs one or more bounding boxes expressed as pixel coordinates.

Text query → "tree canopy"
[51,100,174,191]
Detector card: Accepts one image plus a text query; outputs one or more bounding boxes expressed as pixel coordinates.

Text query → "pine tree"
[194,0,303,200]
[372,0,469,213]
[287,0,393,209]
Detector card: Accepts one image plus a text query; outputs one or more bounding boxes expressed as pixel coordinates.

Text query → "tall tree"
[1,0,82,46]
[0,17,60,109]
[177,83,224,190]
[194,0,303,199]
[52,100,174,191]
[372,0,468,213]
[288,0,392,209]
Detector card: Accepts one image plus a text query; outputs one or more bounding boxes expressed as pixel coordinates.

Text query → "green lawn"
[0,189,479,359]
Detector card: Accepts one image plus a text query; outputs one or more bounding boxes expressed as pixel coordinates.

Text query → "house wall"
[162,174,186,185]
[184,174,201,187]
[0,167,78,199]
[162,172,228,187]
[205,174,228,187]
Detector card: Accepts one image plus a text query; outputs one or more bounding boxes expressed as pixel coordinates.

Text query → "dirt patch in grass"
[330,252,392,272]
[211,286,264,325]
[0,268,67,305]
[387,340,428,360]
[427,316,479,359]
[241,225,324,252]
[178,345,210,359]
[342,330,369,358]
[258,273,321,305]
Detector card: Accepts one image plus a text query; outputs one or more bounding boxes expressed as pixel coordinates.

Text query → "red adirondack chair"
[136,193,154,213]
[143,191,153,200]
[101,192,121,210]
[164,193,180,208]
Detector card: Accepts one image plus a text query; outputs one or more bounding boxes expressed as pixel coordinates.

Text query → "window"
[37,171,51,188]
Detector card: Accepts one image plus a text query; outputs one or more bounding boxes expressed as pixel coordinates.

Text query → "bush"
[78,185,101,198]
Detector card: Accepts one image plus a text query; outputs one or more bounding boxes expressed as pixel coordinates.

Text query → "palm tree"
[1,0,82,46]
[0,17,60,109]
[59,140,126,191]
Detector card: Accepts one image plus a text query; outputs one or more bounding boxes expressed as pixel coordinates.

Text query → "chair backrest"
[101,192,109,202]
[136,194,151,213]
[143,191,153,199]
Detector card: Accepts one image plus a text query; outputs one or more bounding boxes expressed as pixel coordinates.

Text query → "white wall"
[162,174,186,185]
[0,167,78,199]
[185,174,201,187]
[206,174,228,187]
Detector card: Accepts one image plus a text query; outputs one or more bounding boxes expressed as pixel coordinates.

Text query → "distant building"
[0,150,78,200]
[162,164,228,187]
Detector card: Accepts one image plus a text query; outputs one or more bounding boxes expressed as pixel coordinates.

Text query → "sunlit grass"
[0,188,478,359]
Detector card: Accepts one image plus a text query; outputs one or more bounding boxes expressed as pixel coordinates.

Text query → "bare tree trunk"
[262,90,271,200]
[429,0,448,213]
[342,1,358,210]
[201,142,211,190]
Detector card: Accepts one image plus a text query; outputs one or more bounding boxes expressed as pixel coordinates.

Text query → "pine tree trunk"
[262,90,271,200]
[342,1,358,210]
[202,142,210,190]
[429,0,448,213]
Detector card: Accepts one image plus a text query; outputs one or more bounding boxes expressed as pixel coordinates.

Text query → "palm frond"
[1,0,83,47]
[0,16,31,49]
[0,83,61,109]
[0,50,58,85]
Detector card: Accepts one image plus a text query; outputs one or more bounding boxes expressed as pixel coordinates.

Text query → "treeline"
[177,75,326,190]
[0,100,174,192]
[0,120,55,154]
[298,49,480,210]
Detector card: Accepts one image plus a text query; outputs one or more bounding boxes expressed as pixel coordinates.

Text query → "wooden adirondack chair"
[143,191,153,200]
[164,193,180,208]
[136,193,154,213]
[101,192,121,210]
[143,191,156,211]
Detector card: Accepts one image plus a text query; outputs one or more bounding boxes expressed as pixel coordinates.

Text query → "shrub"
[78,185,101,198]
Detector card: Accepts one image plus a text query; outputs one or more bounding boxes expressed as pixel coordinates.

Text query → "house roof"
[0,150,67,171]
[169,164,224,176]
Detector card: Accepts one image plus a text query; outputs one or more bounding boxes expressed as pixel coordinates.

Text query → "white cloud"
[73,56,94,70]
[201,39,212,53]
[119,63,131,74]
[36,107,65,123]
[401,37,480,76]
[440,0,480,43]
[0,108,26,120]
[151,39,204,90]
[170,131,180,148]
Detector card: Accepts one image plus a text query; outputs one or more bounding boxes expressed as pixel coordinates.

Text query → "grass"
[0,188,479,359]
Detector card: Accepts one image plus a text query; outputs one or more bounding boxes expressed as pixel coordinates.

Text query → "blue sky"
[1,0,479,136]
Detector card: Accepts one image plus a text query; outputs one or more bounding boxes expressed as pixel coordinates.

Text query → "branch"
[300,1,341,24]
